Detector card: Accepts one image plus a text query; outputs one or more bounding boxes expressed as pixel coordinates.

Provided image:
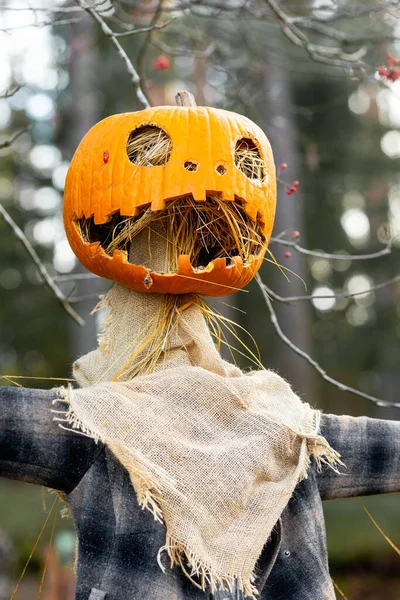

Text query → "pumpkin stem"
[175,91,197,107]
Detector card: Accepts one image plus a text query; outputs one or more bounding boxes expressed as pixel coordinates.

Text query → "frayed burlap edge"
[157,533,259,598]
[53,386,343,600]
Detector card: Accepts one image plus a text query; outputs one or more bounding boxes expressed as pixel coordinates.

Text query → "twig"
[291,18,400,45]
[114,16,176,38]
[0,204,84,326]
[0,85,23,99]
[152,38,215,58]
[68,293,102,303]
[0,2,106,14]
[262,274,400,304]
[294,2,400,24]
[0,127,30,150]
[53,272,101,282]
[0,16,84,33]
[76,0,150,109]
[271,237,392,260]
[256,273,400,408]
[263,0,368,69]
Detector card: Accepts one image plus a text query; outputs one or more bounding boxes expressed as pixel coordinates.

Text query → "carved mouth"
[75,194,265,273]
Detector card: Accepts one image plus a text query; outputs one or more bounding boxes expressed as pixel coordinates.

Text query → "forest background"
[1,1,400,598]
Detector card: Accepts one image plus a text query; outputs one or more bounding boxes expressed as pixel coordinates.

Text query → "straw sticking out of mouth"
[76,195,265,273]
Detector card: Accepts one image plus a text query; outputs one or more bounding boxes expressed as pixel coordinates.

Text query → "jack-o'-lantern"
[63,93,276,296]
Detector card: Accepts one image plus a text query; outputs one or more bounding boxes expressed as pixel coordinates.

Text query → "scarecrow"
[1,92,400,600]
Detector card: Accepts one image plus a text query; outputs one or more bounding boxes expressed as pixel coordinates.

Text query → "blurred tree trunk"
[258,61,315,400]
[65,17,100,359]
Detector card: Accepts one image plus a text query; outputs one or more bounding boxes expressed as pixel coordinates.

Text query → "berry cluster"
[278,162,300,195]
[286,180,299,196]
[283,231,301,258]
[377,53,400,83]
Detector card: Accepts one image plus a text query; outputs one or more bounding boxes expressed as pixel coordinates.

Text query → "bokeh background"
[1,1,400,598]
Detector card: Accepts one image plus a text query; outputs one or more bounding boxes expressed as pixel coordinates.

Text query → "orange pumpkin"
[63,97,276,296]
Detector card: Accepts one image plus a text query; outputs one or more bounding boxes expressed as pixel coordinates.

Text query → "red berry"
[386,53,399,67]
[286,190,292,195]
[280,162,288,169]
[153,55,170,71]
[389,66,400,82]
[103,150,109,163]
[292,230,300,239]
[293,180,299,187]
[378,66,390,78]
[284,251,292,258]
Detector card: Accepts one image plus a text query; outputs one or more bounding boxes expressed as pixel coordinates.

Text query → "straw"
[77,195,265,272]
[234,138,265,181]
[126,124,171,166]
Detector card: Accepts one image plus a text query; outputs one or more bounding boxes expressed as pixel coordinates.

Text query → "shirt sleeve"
[0,385,102,493]
[316,413,400,500]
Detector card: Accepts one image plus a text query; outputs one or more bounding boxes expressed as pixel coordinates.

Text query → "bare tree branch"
[262,274,400,303]
[152,38,215,57]
[0,16,84,33]
[0,127,30,150]
[76,0,150,109]
[291,18,400,45]
[0,204,84,326]
[271,236,393,260]
[296,2,400,24]
[114,16,177,38]
[0,3,106,14]
[54,273,101,282]
[256,273,400,409]
[263,0,368,70]
[0,85,23,99]
[68,293,103,303]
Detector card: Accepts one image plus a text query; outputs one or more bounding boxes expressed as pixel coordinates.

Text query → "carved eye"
[126,125,172,166]
[234,137,265,182]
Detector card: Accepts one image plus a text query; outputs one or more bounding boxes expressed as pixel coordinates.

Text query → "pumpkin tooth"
[151,198,166,211]
[221,191,235,202]
[178,255,194,274]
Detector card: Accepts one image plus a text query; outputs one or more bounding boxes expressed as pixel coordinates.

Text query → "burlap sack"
[55,281,340,599]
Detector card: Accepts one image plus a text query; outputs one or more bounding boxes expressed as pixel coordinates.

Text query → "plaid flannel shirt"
[1,386,400,600]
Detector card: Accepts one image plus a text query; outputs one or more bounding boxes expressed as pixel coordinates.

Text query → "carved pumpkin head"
[63,99,276,296]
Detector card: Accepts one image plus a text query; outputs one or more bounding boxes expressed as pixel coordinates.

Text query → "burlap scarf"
[55,283,340,599]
